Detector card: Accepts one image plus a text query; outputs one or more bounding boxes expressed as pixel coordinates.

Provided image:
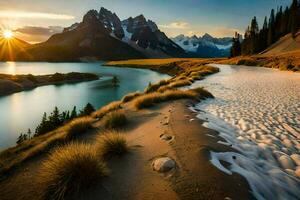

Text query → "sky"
[0,0,292,43]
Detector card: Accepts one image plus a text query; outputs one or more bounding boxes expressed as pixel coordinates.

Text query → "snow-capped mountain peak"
[171,34,233,57]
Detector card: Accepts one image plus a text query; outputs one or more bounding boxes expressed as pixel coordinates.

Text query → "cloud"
[13,26,64,43]
[15,26,63,36]
[159,21,189,29]
[0,11,74,20]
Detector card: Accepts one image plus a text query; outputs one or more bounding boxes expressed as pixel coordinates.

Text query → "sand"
[0,100,254,200]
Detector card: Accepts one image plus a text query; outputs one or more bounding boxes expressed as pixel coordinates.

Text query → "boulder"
[152,157,176,173]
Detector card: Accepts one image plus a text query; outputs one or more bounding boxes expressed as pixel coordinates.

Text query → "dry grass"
[92,101,122,119]
[122,92,142,103]
[157,85,176,93]
[191,87,214,99]
[103,110,128,129]
[0,117,94,175]
[97,130,128,158]
[133,89,199,109]
[144,79,170,93]
[38,142,108,200]
[64,117,94,140]
[169,79,192,88]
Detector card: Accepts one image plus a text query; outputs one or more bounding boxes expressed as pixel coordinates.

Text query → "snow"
[190,64,300,199]
[172,35,232,52]
[215,43,232,50]
[121,25,132,43]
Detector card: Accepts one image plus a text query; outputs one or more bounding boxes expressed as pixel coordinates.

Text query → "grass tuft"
[144,79,170,93]
[122,92,142,103]
[103,110,127,129]
[38,142,108,200]
[191,87,214,99]
[169,79,192,88]
[65,117,94,139]
[97,130,128,158]
[133,89,199,109]
[92,101,122,119]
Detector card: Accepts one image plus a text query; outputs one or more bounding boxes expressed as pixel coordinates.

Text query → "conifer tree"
[70,106,77,119]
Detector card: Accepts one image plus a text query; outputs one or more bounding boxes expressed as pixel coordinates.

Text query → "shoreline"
[0,100,254,200]
[0,61,256,199]
[0,72,99,97]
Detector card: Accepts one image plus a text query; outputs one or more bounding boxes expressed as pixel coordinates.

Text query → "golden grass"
[64,117,94,140]
[144,79,170,93]
[106,58,189,66]
[97,130,128,158]
[157,85,176,93]
[0,117,95,175]
[103,110,128,129]
[92,101,122,118]
[122,92,142,103]
[133,89,199,109]
[38,142,108,200]
[191,87,214,99]
[168,79,192,88]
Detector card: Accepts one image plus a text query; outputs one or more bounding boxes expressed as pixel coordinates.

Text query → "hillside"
[262,31,300,55]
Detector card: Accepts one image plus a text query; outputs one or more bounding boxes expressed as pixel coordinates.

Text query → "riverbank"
[0,63,256,199]
[0,100,254,200]
[217,51,300,72]
[107,52,300,72]
[0,72,99,96]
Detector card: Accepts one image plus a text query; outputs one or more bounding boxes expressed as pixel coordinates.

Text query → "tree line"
[231,0,300,57]
[17,103,95,144]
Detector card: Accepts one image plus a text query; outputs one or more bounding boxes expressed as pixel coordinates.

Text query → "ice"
[190,65,300,199]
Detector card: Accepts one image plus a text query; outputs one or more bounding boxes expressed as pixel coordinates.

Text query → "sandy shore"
[0,100,254,200]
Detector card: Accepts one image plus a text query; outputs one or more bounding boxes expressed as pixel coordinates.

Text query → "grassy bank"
[217,52,300,72]
[0,60,218,177]
[0,72,99,96]
[106,58,223,75]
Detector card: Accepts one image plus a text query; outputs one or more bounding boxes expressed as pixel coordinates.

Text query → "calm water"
[0,62,169,149]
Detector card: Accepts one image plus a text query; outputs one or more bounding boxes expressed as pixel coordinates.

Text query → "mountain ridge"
[171,34,233,58]
[6,7,185,61]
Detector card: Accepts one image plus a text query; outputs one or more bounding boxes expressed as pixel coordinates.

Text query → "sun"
[3,30,13,39]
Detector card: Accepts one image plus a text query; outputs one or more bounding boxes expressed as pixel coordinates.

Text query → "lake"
[0,62,169,149]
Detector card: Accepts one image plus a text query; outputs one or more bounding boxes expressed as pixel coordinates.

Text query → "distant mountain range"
[171,34,233,58]
[11,7,185,61]
[1,7,235,61]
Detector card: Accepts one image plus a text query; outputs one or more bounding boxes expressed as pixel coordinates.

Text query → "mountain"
[0,37,31,61]
[16,7,185,61]
[171,34,233,58]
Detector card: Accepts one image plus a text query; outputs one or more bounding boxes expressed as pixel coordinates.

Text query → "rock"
[290,154,300,166]
[295,167,300,178]
[152,157,176,173]
[285,169,296,176]
[278,155,295,170]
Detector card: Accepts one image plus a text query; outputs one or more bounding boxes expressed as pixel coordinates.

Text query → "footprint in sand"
[160,133,174,142]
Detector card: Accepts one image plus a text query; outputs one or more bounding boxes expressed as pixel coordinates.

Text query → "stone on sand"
[278,155,295,170]
[152,157,176,173]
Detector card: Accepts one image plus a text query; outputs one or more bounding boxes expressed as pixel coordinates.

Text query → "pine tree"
[268,9,275,46]
[290,0,298,37]
[49,107,61,127]
[70,106,77,119]
[80,103,96,116]
[230,32,241,57]
[27,128,32,139]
